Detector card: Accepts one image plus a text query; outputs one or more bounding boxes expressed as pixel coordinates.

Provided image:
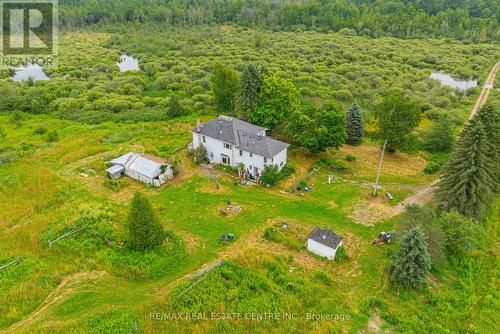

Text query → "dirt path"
[1,271,107,334]
[470,60,500,119]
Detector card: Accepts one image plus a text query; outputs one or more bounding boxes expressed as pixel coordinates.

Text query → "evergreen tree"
[424,114,454,152]
[474,104,499,187]
[211,63,239,115]
[399,205,445,264]
[345,103,364,145]
[128,192,164,251]
[389,227,431,288]
[236,64,261,120]
[435,116,495,221]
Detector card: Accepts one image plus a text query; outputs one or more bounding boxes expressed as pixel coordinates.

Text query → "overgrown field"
[0,29,499,333]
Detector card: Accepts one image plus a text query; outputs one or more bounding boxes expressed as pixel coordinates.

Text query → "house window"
[264,157,267,163]
[280,161,284,167]
[202,136,206,143]
[239,150,243,156]
[271,158,274,163]
[250,153,253,158]
[224,143,231,149]
[210,152,214,158]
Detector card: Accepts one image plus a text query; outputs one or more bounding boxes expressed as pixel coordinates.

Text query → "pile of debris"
[219,201,242,216]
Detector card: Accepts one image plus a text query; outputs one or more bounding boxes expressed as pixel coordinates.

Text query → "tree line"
[59,0,499,42]
[389,103,499,288]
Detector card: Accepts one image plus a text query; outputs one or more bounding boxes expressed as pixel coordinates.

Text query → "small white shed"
[307,227,343,261]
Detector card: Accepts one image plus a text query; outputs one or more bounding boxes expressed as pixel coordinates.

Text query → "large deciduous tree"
[376,92,421,152]
[286,102,346,153]
[435,115,495,221]
[211,63,239,115]
[249,72,299,130]
[128,192,164,251]
[389,227,431,288]
[236,64,261,120]
[345,103,364,145]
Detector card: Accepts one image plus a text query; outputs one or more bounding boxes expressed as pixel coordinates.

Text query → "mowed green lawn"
[0,113,498,334]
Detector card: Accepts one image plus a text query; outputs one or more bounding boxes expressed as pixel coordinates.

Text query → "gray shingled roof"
[193,115,289,158]
[308,227,343,249]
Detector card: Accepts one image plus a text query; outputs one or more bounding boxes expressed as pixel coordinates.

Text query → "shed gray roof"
[308,227,343,249]
[106,165,124,175]
[193,115,289,158]
[109,152,169,179]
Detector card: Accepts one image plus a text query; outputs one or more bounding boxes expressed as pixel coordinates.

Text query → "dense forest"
[59,0,500,42]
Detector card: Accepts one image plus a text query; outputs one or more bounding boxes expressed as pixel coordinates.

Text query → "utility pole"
[373,108,394,196]
[373,139,388,196]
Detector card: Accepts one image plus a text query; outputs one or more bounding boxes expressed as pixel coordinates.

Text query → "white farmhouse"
[307,227,343,261]
[192,115,289,180]
[106,152,173,187]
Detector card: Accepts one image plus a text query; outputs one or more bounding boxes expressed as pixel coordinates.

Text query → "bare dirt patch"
[348,199,398,226]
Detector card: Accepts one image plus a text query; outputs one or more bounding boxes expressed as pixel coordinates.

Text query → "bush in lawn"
[313,270,332,285]
[279,164,295,178]
[314,157,351,173]
[335,246,349,262]
[260,164,295,186]
[345,154,356,162]
[438,211,484,257]
[46,130,59,142]
[263,227,278,241]
[424,154,448,174]
[260,164,281,186]
[104,178,127,192]
[389,227,431,288]
[127,192,164,251]
[191,144,208,164]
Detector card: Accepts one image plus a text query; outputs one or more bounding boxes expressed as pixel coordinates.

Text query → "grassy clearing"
[0,29,498,333]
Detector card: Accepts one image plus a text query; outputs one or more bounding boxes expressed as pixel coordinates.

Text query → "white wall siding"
[192,132,288,177]
[307,239,341,260]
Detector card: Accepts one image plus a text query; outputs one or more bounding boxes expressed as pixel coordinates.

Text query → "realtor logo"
[0,0,58,67]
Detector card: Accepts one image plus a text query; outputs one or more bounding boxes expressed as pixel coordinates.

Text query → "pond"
[12,64,50,82]
[117,55,140,72]
[430,72,477,91]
